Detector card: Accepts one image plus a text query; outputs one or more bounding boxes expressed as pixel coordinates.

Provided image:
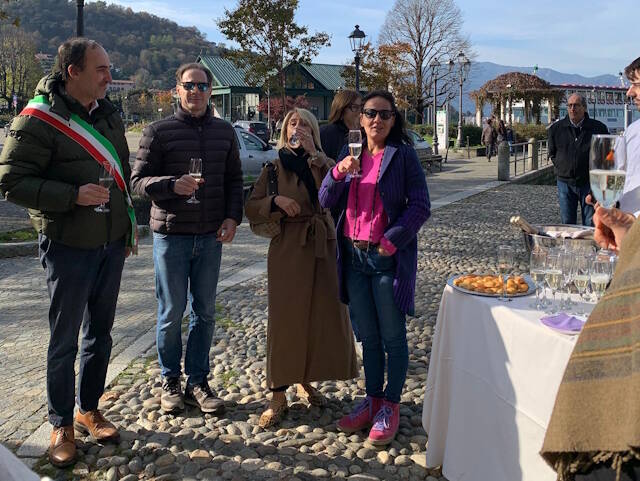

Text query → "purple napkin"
[540,313,585,333]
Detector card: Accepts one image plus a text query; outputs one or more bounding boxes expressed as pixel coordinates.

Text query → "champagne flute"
[497,245,514,302]
[590,258,611,301]
[572,253,591,315]
[187,157,202,204]
[589,134,627,208]
[348,129,363,178]
[529,249,546,310]
[559,250,574,310]
[95,165,113,213]
[545,251,563,313]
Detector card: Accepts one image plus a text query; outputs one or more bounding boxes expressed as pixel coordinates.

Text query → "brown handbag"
[248,161,281,238]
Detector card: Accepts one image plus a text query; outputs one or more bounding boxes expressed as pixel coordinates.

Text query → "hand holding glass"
[95,165,113,213]
[187,157,202,204]
[348,129,362,177]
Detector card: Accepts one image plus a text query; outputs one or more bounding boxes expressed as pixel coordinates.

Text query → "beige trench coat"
[245,152,358,388]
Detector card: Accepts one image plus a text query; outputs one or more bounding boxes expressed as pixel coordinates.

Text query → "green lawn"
[0,228,38,242]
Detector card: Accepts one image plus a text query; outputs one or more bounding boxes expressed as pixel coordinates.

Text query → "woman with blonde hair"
[245,108,358,428]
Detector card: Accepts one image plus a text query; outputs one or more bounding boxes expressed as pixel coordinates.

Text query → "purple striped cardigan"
[319,143,430,315]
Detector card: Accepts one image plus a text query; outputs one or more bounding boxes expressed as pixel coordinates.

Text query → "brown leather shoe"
[74,410,120,442]
[49,425,76,468]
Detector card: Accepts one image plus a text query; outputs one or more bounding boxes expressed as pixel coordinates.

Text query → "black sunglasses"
[179,82,210,92]
[362,108,395,120]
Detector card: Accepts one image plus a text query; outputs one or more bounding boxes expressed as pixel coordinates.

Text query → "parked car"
[233,120,270,144]
[407,129,433,155]
[235,128,278,181]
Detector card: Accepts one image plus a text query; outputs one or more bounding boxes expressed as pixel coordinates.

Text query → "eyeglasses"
[362,108,395,120]
[347,103,362,112]
[567,103,583,109]
[179,82,210,92]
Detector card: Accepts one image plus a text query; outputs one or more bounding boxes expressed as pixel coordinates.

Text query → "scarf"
[278,147,318,206]
[541,218,640,480]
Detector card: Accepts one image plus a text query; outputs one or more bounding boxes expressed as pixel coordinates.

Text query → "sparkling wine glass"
[497,245,515,302]
[95,165,113,213]
[545,250,563,313]
[589,134,627,208]
[559,250,575,311]
[529,249,546,310]
[590,258,611,301]
[187,157,202,204]
[572,253,591,315]
[348,129,363,178]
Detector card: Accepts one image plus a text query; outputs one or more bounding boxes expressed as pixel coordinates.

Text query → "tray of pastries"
[447,273,534,297]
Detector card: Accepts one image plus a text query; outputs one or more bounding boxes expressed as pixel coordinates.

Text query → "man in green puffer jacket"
[0,38,130,468]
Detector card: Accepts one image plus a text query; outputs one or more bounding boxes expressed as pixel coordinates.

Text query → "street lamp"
[76,0,84,37]
[348,25,366,93]
[619,71,630,129]
[592,87,597,119]
[454,51,471,147]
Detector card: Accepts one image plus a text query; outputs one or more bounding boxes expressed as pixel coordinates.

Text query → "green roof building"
[197,55,350,122]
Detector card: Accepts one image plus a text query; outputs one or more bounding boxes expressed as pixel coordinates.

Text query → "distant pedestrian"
[481,118,497,161]
[548,92,608,225]
[131,62,243,415]
[0,38,135,468]
[245,108,358,429]
[497,119,507,143]
[320,89,362,160]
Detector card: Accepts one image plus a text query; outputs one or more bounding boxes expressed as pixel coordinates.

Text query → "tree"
[379,0,472,123]
[257,95,310,121]
[0,24,42,110]
[217,0,330,109]
[0,0,20,26]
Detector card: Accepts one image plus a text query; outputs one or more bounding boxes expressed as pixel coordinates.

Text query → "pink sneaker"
[367,400,400,445]
[337,396,383,433]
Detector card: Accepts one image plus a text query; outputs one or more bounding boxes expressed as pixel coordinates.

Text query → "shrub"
[512,123,547,142]
[408,123,433,137]
[448,124,483,146]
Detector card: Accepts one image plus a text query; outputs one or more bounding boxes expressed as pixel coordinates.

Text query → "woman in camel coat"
[245,108,358,428]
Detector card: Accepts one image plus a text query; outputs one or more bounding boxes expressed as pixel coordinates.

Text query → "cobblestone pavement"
[0,225,269,452]
[18,183,560,481]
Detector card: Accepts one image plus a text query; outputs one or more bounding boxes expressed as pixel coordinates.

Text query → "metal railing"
[508,139,550,177]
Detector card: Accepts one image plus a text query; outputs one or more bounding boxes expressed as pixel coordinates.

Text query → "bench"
[417,150,444,173]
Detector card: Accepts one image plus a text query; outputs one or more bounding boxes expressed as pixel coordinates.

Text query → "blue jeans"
[39,235,126,427]
[342,238,408,403]
[557,180,594,226]
[153,232,222,386]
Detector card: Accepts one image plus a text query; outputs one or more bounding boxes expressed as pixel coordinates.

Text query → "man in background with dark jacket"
[131,63,243,415]
[0,38,131,468]
[548,93,608,225]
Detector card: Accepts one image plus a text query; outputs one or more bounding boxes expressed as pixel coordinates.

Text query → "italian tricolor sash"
[20,95,138,252]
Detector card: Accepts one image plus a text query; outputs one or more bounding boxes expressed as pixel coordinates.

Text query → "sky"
[101,0,637,78]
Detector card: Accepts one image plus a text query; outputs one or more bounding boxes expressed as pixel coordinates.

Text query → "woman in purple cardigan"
[319,90,430,445]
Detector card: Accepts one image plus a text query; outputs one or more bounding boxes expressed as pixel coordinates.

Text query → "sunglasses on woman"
[362,108,395,120]
[179,82,210,92]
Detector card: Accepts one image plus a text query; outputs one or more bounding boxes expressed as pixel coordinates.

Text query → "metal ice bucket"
[522,224,598,254]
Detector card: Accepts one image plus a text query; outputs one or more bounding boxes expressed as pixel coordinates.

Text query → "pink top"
[332,149,397,254]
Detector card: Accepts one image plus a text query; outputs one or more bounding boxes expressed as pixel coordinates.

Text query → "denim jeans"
[557,180,594,226]
[153,232,222,386]
[342,238,408,403]
[39,235,126,427]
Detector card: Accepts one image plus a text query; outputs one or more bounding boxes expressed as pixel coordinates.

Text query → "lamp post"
[506,83,513,125]
[592,87,597,119]
[348,25,366,93]
[454,51,471,147]
[619,71,630,129]
[76,0,84,37]
[429,58,441,154]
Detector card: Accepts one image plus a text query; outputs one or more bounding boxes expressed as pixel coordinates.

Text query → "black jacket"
[320,121,348,161]
[548,114,608,185]
[130,105,243,234]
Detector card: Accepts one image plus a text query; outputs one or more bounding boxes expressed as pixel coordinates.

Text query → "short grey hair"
[569,93,588,109]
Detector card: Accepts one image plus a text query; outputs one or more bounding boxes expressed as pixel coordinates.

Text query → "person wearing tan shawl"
[541,205,640,480]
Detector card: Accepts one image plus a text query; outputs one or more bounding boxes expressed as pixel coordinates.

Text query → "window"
[607,109,614,117]
[240,131,264,151]
[559,108,567,117]
[598,108,606,117]
[598,91,606,102]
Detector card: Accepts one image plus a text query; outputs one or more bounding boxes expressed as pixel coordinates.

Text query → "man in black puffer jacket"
[131,63,243,415]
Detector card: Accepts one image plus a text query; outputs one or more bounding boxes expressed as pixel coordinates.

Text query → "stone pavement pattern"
[13,183,560,481]
[0,225,269,452]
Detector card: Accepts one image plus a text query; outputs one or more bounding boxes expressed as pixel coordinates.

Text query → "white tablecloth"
[422,286,587,481]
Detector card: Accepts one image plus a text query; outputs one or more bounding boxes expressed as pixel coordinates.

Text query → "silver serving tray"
[447,274,536,298]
